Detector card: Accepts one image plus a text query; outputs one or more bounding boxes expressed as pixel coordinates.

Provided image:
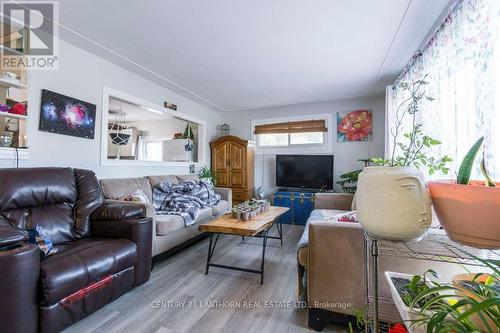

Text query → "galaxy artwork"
[39,89,96,139]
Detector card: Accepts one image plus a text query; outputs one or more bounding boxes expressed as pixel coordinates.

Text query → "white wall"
[221,96,385,193]
[127,118,191,137]
[0,38,222,178]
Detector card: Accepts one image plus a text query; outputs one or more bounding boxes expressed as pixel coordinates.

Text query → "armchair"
[0,168,152,333]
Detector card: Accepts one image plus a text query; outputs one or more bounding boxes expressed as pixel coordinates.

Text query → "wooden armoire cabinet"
[210,135,255,205]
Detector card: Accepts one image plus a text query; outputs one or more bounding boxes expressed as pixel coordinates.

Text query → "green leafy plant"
[457,136,496,187]
[182,122,195,140]
[406,249,500,333]
[346,309,372,333]
[337,170,362,194]
[371,75,452,175]
[336,159,371,194]
[400,269,440,308]
[198,164,217,185]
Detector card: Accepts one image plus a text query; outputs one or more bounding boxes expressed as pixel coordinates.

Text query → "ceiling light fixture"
[146,107,163,114]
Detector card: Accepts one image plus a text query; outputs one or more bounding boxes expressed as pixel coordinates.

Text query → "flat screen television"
[276,154,334,190]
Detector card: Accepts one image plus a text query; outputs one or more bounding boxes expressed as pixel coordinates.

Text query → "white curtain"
[389,0,500,179]
[384,85,394,159]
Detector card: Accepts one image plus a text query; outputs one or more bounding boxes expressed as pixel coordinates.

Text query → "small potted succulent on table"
[231,200,270,221]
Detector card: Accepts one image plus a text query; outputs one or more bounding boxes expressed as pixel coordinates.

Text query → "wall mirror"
[101,87,206,166]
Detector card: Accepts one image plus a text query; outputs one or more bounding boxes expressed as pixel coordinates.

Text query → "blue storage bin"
[272,191,315,225]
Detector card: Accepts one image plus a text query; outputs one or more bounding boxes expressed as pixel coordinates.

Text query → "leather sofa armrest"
[104,199,156,219]
[0,242,40,333]
[103,199,158,257]
[0,225,26,248]
[215,187,232,209]
[314,193,354,211]
[92,216,153,286]
[92,202,146,221]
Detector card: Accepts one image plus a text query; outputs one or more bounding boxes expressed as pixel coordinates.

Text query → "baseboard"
[152,233,208,266]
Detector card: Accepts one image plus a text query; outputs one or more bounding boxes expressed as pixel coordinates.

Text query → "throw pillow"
[27,224,58,257]
[119,189,150,204]
[335,211,358,223]
[176,174,199,182]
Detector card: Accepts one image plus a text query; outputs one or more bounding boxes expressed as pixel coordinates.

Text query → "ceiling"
[108,97,171,122]
[57,0,453,111]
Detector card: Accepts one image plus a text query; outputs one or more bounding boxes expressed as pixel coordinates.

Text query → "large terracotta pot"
[357,166,432,241]
[428,180,500,249]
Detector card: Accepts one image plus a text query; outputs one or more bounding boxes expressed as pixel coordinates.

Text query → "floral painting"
[337,109,372,142]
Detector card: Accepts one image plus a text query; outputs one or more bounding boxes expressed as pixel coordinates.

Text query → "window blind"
[254,119,327,135]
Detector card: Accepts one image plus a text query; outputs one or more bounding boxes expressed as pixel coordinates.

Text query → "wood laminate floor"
[63,224,346,333]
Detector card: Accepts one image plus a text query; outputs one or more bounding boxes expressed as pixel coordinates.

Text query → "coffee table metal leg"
[205,233,220,275]
[260,229,268,285]
[276,217,283,246]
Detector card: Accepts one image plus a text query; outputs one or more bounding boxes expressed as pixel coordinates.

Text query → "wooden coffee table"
[198,206,289,284]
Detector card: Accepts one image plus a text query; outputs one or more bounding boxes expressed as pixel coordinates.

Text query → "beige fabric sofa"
[299,193,483,330]
[100,174,231,257]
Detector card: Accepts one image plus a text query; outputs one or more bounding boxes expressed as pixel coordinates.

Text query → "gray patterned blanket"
[152,180,221,226]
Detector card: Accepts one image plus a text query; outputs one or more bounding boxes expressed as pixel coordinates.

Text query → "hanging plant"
[182,122,195,152]
[182,122,195,140]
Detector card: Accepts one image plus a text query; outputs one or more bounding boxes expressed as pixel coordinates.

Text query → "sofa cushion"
[39,238,137,305]
[298,209,351,268]
[176,174,199,182]
[100,177,153,203]
[156,207,212,236]
[197,207,213,222]
[118,189,150,204]
[147,175,179,187]
[211,200,229,216]
[308,209,349,221]
[156,215,185,236]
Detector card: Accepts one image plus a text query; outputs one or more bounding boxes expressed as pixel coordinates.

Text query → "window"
[256,133,288,147]
[389,0,500,179]
[138,137,167,161]
[254,119,327,148]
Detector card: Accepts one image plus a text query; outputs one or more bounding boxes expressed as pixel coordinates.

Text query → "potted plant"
[357,76,452,240]
[385,269,443,333]
[198,164,217,186]
[428,137,500,249]
[403,250,500,333]
[337,159,371,194]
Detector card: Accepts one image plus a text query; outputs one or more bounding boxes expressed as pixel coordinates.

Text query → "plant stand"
[363,231,499,333]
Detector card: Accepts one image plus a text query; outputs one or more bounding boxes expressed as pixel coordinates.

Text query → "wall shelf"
[0,147,29,160]
[0,44,24,56]
[0,112,27,119]
[0,77,26,89]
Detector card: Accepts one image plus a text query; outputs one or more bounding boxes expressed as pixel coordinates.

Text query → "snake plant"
[457,137,495,186]
[457,137,483,185]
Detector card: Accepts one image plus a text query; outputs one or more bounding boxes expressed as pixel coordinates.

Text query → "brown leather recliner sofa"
[0,167,153,333]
